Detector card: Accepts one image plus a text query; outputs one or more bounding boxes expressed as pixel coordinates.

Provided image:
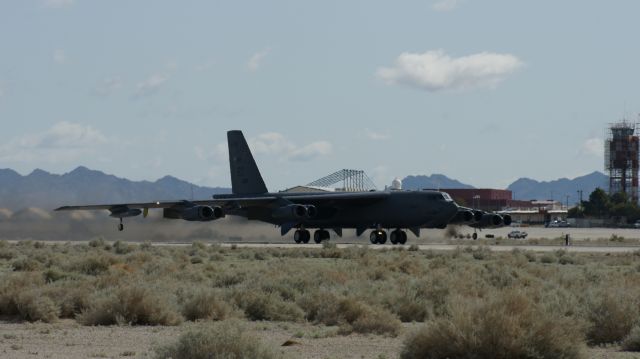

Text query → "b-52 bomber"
[56,130,511,244]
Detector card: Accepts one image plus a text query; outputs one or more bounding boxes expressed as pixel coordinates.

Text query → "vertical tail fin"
[227,130,268,195]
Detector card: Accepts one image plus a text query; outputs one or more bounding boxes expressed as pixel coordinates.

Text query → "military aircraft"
[56,130,510,244]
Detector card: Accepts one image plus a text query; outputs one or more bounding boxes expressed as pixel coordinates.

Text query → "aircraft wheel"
[377,230,387,245]
[399,231,407,245]
[390,231,399,245]
[369,231,378,244]
[472,232,478,240]
[301,230,311,244]
[314,230,323,244]
[294,230,303,243]
[118,223,124,232]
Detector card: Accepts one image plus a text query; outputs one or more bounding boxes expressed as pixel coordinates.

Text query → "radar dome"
[391,177,402,190]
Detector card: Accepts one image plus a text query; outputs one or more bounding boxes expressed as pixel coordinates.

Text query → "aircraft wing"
[54,197,280,212]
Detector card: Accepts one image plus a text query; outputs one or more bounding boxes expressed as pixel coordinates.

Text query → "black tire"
[390,231,398,245]
[378,231,387,244]
[472,232,478,240]
[118,223,124,232]
[302,230,310,244]
[369,232,378,244]
[294,230,302,243]
[399,231,407,244]
[314,231,322,244]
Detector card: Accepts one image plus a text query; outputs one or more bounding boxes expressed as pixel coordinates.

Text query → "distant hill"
[0,166,230,210]
[507,171,608,204]
[401,174,474,190]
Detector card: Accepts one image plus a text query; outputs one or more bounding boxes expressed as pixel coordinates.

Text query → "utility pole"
[565,195,569,209]
[577,190,583,205]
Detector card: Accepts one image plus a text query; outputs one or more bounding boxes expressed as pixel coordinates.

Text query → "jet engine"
[305,205,318,218]
[479,213,503,227]
[450,210,475,224]
[272,204,308,220]
[109,208,142,218]
[502,214,512,226]
[164,205,224,222]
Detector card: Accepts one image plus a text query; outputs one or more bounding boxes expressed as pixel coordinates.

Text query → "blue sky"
[1,0,639,190]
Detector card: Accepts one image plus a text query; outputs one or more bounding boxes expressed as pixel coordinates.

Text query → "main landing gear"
[370,229,407,245]
[294,229,310,244]
[293,229,330,244]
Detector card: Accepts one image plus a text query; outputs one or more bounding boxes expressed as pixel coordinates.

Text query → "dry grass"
[1,240,640,354]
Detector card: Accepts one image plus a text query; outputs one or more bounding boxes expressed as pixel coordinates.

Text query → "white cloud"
[580,138,604,157]
[201,132,332,163]
[289,141,333,161]
[376,50,523,92]
[134,73,167,98]
[53,49,67,64]
[44,0,73,8]
[364,129,390,141]
[92,76,123,96]
[247,49,270,72]
[0,122,108,163]
[433,0,459,12]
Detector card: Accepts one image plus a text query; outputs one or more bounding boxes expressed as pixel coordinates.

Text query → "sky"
[1,0,639,191]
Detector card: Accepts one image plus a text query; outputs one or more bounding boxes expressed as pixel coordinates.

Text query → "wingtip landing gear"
[118,218,124,232]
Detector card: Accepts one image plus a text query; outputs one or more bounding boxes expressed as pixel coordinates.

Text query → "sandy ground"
[0,319,638,359]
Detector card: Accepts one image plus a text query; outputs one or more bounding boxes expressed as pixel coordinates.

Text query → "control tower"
[605,121,640,202]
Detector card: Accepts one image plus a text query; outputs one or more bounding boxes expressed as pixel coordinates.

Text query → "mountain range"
[0,166,230,211]
[400,171,608,205]
[0,167,609,210]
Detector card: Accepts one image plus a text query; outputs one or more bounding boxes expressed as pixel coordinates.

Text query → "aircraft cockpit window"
[442,193,453,202]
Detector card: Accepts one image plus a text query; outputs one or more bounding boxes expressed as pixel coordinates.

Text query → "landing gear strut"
[118,218,124,232]
[294,229,310,244]
[313,229,330,243]
[472,230,478,240]
[369,230,387,244]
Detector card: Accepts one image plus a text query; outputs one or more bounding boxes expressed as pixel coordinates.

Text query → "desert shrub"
[0,247,16,260]
[0,272,45,317]
[11,257,41,271]
[113,240,133,255]
[540,253,556,264]
[78,284,182,326]
[15,289,59,323]
[622,324,640,351]
[182,290,232,321]
[235,291,303,322]
[335,298,401,336]
[154,321,277,359]
[472,246,492,260]
[297,291,341,325]
[70,254,117,275]
[586,290,639,344]
[43,268,68,283]
[400,292,584,359]
[88,238,105,248]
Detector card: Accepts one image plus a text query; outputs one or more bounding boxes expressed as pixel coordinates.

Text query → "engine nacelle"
[502,214,512,226]
[305,205,318,218]
[272,204,307,220]
[109,207,142,218]
[473,210,484,222]
[480,213,503,227]
[450,210,474,224]
[163,205,223,222]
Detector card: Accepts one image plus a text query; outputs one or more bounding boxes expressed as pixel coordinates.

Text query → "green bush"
[154,321,277,359]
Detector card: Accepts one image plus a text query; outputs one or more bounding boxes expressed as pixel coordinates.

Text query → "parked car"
[634,220,640,229]
[508,230,528,239]
[547,220,570,228]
